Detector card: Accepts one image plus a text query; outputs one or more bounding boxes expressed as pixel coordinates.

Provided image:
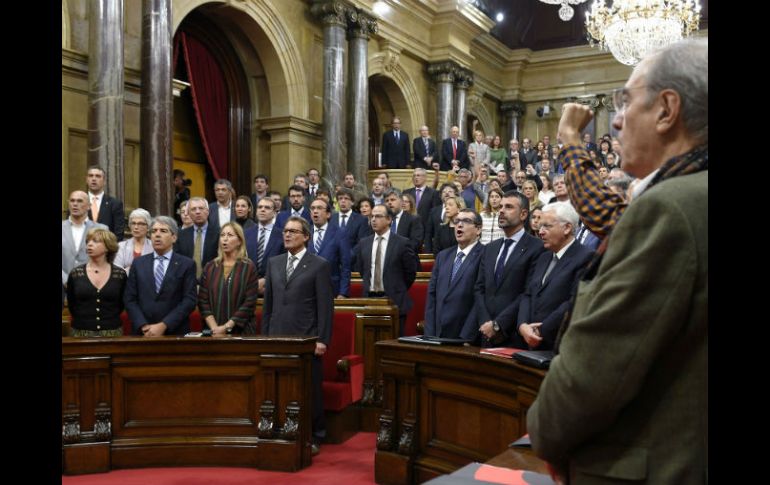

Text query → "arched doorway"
[368,74,414,170]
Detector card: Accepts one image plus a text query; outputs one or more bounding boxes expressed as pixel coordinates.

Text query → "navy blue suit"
[88,194,126,241]
[276,208,312,227]
[473,232,547,346]
[393,211,424,253]
[403,186,440,227]
[123,252,197,335]
[175,223,220,275]
[244,224,285,278]
[332,211,367,251]
[412,137,437,169]
[425,243,484,340]
[309,223,351,297]
[440,138,469,171]
[381,130,411,169]
[517,241,594,350]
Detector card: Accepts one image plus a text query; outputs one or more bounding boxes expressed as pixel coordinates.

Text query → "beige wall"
[62,0,658,212]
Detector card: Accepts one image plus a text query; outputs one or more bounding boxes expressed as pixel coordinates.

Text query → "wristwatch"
[492,321,500,332]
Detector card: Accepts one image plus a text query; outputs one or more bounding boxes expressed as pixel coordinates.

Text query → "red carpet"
[62,432,376,485]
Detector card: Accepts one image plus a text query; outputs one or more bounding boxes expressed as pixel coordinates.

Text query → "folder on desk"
[423,462,556,484]
[512,350,554,369]
[398,335,469,346]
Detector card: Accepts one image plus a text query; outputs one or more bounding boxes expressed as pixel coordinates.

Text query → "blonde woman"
[198,222,260,336]
[431,195,466,255]
[521,180,544,214]
[114,208,154,274]
[480,188,505,244]
[66,228,127,337]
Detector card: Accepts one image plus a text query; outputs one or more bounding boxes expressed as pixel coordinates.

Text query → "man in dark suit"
[440,125,469,171]
[208,179,236,227]
[384,188,424,253]
[276,185,312,227]
[309,198,351,298]
[403,168,440,228]
[124,216,197,336]
[331,188,366,252]
[86,166,126,241]
[380,116,411,169]
[245,197,284,294]
[424,209,484,340]
[473,191,546,347]
[582,131,597,152]
[516,202,593,351]
[281,174,311,211]
[174,197,220,279]
[262,216,333,455]
[353,205,418,335]
[249,174,270,220]
[520,138,538,168]
[412,125,437,169]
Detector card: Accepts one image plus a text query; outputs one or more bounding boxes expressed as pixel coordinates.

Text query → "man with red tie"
[440,125,469,171]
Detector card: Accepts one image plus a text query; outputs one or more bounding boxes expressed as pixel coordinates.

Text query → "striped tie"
[450,251,465,283]
[286,255,297,279]
[154,255,167,293]
[256,227,266,271]
[314,228,324,253]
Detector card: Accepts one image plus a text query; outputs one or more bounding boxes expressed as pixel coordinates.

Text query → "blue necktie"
[494,239,514,286]
[340,214,347,228]
[391,218,397,235]
[314,228,324,253]
[154,255,167,293]
[450,251,465,283]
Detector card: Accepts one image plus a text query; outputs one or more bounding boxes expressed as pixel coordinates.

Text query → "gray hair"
[128,208,152,226]
[644,37,708,144]
[188,196,209,210]
[151,215,179,236]
[607,174,634,192]
[413,167,427,176]
[542,201,579,233]
[213,178,233,190]
[457,168,472,177]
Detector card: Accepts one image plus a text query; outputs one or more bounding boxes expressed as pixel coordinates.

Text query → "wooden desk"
[373,340,547,485]
[62,336,316,475]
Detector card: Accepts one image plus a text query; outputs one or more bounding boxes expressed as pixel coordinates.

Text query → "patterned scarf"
[553,144,708,353]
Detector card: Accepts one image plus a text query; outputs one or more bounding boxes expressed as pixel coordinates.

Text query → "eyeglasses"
[612,85,649,115]
[282,228,304,235]
[129,221,148,226]
[452,217,477,226]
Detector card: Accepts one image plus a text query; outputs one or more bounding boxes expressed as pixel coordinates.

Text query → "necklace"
[88,264,107,274]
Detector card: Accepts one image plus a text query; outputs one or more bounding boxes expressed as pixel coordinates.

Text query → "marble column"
[139,0,173,216]
[87,0,124,202]
[428,62,458,141]
[454,69,473,139]
[311,0,349,188]
[346,8,377,186]
[500,100,526,143]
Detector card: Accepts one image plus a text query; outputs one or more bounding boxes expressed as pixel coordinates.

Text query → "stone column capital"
[454,69,473,90]
[500,100,526,117]
[311,0,350,28]
[428,61,460,84]
[347,8,378,40]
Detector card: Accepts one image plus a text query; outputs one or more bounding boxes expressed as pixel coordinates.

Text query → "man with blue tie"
[309,198,351,298]
[175,197,220,280]
[245,197,284,294]
[424,209,484,339]
[331,188,366,251]
[473,191,546,347]
[380,116,411,169]
[124,216,197,336]
[412,125,437,169]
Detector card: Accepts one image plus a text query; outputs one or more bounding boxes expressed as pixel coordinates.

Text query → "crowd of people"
[62,38,706,479]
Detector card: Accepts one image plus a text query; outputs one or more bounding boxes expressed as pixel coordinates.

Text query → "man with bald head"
[440,125,469,171]
[412,125,437,169]
[63,190,108,285]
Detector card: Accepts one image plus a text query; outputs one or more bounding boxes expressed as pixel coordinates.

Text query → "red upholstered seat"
[322,310,364,411]
[404,279,429,336]
[420,259,434,273]
[349,280,364,298]
[120,310,202,335]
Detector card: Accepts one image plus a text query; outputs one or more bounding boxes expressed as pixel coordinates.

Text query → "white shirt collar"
[289,247,307,264]
[456,240,478,258]
[632,168,660,199]
[553,238,576,260]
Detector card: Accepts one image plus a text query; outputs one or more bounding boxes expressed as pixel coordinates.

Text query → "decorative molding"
[375,379,384,406]
[362,380,375,405]
[347,7,378,40]
[454,68,474,90]
[62,413,80,444]
[93,406,111,441]
[369,53,426,130]
[398,418,416,455]
[467,94,495,135]
[281,401,300,440]
[500,100,526,117]
[311,0,350,28]
[376,410,394,451]
[258,400,276,438]
[427,61,460,84]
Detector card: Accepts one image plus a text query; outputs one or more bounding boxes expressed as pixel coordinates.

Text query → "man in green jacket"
[527,38,708,485]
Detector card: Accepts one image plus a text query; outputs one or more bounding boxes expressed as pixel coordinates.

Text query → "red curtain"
[179,31,228,181]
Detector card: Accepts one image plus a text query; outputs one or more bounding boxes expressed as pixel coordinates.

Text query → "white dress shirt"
[369,231,390,291]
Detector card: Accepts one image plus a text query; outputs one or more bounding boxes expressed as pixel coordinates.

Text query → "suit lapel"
[63,221,76,255]
[287,252,312,285]
[448,243,481,292]
[503,233,530,275]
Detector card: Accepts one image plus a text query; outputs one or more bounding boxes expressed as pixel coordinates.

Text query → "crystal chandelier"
[585,1,701,66]
[539,1,589,22]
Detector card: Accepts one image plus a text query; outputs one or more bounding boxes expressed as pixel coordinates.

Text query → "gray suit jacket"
[62,219,107,284]
[261,251,333,346]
